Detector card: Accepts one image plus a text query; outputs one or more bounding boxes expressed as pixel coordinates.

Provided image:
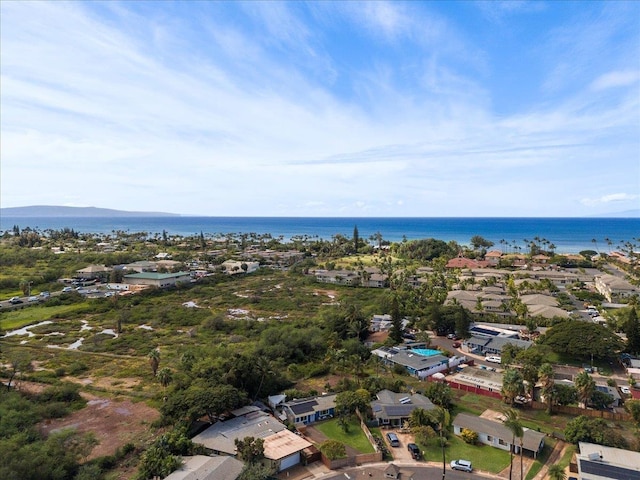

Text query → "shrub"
[460,428,478,444]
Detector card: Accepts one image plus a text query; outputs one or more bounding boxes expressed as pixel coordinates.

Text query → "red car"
[452,341,461,348]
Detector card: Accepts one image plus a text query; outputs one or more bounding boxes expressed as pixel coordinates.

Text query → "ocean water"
[1,216,638,254]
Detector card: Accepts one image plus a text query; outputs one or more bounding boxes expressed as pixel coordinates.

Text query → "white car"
[485,356,502,364]
[620,386,631,395]
[451,459,473,472]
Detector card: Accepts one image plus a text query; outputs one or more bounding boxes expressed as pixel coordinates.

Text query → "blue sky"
[1,1,639,217]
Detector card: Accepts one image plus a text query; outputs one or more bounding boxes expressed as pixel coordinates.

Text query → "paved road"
[319,462,500,480]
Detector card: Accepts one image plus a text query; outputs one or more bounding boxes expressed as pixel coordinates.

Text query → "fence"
[447,379,503,400]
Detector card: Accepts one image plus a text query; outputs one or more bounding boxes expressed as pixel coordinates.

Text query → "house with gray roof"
[370,389,436,427]
[123,271,192,288]
[281,394,337,425]
[464,335,532,356]
[452,413,545,458]
[164,455,243,480]
[192,410,287,456]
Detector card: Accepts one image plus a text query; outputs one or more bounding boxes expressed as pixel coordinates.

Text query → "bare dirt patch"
[40,392,159,460]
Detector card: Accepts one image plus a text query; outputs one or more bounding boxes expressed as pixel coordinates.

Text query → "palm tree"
[548,464,567,480]
[408,407,431,428]
[502,408,523,480]
[148,348,160,376]
[433,407,450,480]
[157,367,172,400]
[575,371,595,408]
[539,363,555,414]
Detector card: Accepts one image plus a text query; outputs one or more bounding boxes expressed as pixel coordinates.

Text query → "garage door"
[279,452,300,471]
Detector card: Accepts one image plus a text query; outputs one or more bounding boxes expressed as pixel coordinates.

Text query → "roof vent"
[399,397,411,404]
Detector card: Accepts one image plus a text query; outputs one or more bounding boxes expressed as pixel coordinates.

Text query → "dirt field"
[40,392,160,460]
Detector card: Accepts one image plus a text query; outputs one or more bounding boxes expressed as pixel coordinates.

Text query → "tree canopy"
[539,320,624,359]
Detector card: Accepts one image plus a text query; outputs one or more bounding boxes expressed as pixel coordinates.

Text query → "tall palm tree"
[502,408,523,480]
[539,363,555,414]
[575,371,595,408]
[148,348,160,376]
[548,464,566,480]
[433,407,450,480]
[157,367,172,401]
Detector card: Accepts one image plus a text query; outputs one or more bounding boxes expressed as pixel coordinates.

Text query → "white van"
[485,355,502,364]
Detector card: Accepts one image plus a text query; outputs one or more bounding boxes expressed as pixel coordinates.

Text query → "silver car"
[450,459,473,472]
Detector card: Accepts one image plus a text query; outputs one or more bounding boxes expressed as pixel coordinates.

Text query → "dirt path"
[531,440,567,480]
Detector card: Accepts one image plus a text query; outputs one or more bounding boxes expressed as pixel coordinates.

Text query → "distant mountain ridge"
[1,206,180,217]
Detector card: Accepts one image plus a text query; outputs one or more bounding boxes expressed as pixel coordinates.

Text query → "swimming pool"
[410,348,441,357]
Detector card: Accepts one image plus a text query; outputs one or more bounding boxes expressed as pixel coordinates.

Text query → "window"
[499,439,507,446]
[487,436,493,442]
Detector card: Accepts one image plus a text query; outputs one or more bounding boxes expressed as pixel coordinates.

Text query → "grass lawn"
[420,434,510,473]
[0,304,88,330]
[315,417,375,454]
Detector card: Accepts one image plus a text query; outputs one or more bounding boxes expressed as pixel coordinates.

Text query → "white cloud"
[1,2,638,217]
[591,71,640,91]
[580,193,640,207]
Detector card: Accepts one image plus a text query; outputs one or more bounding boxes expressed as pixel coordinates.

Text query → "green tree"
[540,320,624,359]
[548,464,566,480]
[148,348,160,376]
[564,416,627,448]
[470,235,494,250]
[503,408,523,480]
[624,308,640,355]
[320,440,346,460]
[353,225,359,253]
[624,399,640,427]
[538,363,555,414]
[501,368,524,405]
[423,382,452,409]
[389,295,404,344]
[234,436,265,463]
[157,367,173,400]
[238,463,278,480]
[574,371,596,408]
[432,407,450,479]
[408,407,431,428]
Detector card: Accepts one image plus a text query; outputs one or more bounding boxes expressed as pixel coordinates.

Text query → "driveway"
[387,430,420,462]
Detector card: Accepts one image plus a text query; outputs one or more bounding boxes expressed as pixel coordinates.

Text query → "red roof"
[446,257,489,269]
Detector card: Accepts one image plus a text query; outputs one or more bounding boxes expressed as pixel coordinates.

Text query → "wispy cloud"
[581,193,640,207]
[1,1,638,216]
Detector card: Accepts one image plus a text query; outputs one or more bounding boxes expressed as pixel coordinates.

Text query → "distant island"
[1,205,180,218]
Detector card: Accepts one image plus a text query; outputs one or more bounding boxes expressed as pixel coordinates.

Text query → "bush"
[460,428,478,444]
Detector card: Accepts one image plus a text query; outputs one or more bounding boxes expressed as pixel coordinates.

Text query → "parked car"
[485,355,502,364]
[61,286,73,293]
[9,297,23,304]
[620,386,631,395]
[386,432,400,447]
[452,341,461,348]
[450,459,473,472]
[28,296,39,303]
[447,333,458,340]
[39,291,50,298]
[407,443,420,459]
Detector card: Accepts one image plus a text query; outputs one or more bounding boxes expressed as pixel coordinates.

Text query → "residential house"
[221,260,260,275]
[446,257,489,269]
[371,344,466,379]
[370,389,436,427]
[76,264,112,280]
[123,271,192,288]
[595,274,639,302]
[577,442,640,480]
[262,429,313,472]
[192,411,287,457]
[163,455,243,480]
[281,394,337,425]
[452,413,545,458]
[485,250,503,266]
[464,335,532,356]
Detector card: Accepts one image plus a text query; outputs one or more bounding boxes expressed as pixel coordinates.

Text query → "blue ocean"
[2,216,638,254]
